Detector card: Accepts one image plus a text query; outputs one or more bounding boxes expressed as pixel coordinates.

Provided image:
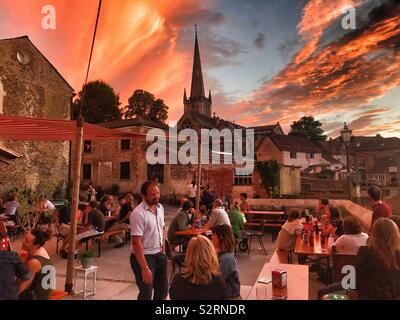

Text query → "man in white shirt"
[204,199,231,230]
[187,181,197,207]
[130,181,167,300]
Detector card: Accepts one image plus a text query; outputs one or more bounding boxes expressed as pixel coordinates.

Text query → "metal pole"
[346,145,352,200]
[195,130,202,214]
[65,115,83,293]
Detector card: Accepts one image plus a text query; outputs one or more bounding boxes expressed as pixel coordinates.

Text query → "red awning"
[0,114,145,141]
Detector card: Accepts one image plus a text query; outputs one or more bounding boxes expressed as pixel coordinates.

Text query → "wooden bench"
[86,229,129,257]
[49,290,68,300]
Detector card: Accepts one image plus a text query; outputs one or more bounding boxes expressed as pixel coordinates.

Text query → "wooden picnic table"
[294,233,332,257]
[247,262,309,300]
[246,210,285,216]
[175,227,209,237]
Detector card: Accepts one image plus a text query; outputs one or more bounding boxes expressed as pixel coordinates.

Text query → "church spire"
[190,24,205,98]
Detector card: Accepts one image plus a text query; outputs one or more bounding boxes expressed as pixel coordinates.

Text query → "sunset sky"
[1,0,399,137]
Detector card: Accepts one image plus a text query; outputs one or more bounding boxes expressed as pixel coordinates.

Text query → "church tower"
[183,26,212,117]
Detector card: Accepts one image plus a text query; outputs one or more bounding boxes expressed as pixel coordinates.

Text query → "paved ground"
[11,204,324,300]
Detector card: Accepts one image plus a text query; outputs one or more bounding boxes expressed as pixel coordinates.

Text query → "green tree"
[256,160,281,198]
[123,89,168,123]
[72,80,122,123]
[288,116,327,141]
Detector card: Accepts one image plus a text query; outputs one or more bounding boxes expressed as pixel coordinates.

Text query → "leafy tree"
[72,80,122,123]
[123,89,168,123]
[288,116,327,141]
[256,160,281,198]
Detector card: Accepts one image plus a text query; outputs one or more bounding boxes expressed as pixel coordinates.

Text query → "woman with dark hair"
[356,218,400,299]
[211,224,241,299]
[19,229,53,300]
[323,207,344,238]
[188,181,197,208]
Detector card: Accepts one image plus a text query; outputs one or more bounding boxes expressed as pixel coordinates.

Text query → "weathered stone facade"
[0,36,74,197]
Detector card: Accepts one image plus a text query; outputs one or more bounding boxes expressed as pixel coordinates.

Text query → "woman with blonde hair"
[356,218,400,299]
[169,235,227,300]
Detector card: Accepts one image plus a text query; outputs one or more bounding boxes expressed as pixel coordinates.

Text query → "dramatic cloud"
[254,33,265,49]
[230,0,400,137]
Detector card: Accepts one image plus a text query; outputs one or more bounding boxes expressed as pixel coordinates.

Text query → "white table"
[73,265,98,299]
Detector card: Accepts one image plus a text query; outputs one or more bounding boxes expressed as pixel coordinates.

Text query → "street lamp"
[340,122,353,200]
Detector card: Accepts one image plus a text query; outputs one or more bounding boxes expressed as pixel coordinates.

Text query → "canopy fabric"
[0,115,145,141]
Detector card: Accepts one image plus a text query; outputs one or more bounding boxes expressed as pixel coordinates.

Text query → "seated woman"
[0,232,31,300]
[228,202,245,241]
[323,207,344,238]
[332,216,368,255]
[19,229,53,300]
[169,235,228,300]
[167,200,193,250]
[356,218,400,300]
[317,216,369,299]
[276,210,303,251]
[211,224,241,299]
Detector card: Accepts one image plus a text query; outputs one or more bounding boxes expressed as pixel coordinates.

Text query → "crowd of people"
[1,179,399,300]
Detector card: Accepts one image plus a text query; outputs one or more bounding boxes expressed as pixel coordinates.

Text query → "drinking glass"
[256,284,267,300]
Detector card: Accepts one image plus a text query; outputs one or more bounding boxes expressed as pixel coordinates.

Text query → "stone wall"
[0,36,73,198]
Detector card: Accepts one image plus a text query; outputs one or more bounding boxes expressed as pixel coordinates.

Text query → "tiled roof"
[269,134,322,153]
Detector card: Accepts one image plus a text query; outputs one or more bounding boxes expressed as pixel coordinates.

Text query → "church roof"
[183,111,244,130]
[190,28,205,98]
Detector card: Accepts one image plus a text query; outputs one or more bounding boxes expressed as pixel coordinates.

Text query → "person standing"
[367,185,392,232]
[130,181,168,300]
[87,183,97,202]
[188,181,197,208]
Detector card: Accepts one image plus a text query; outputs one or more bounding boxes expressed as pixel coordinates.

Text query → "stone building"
[0,36,74,197]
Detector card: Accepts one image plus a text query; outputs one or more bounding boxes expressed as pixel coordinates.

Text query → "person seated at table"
[211,224,241,299]
[200,185,213,211]
[317,198,330,223]
[228,202,245,241]
[323,207,344,238]
[3,195,20,223]
[106,194,133,248]
[169,235,228,300]
[98,195,115,217]
[317,216,369,299]
[60,201,105,258]
[203,199,231,231]
[355,218,400,299]
[332,216,368,255]
[239,193,249,214]
[53,202,85,238]
[167,200,194,251]
[35,195,55,227]
[276,210,303,251]
[19,229,53,300]
[0,231,31,300]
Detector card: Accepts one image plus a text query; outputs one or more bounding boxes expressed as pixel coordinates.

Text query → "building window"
[83,140,93,153]
[120,162,130,180]
[233,174,252,186]
[121,139,131,151]
[290,151,297,159]
[83,163,92,180]
[147,164,164,183]
[309,153,315,159]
